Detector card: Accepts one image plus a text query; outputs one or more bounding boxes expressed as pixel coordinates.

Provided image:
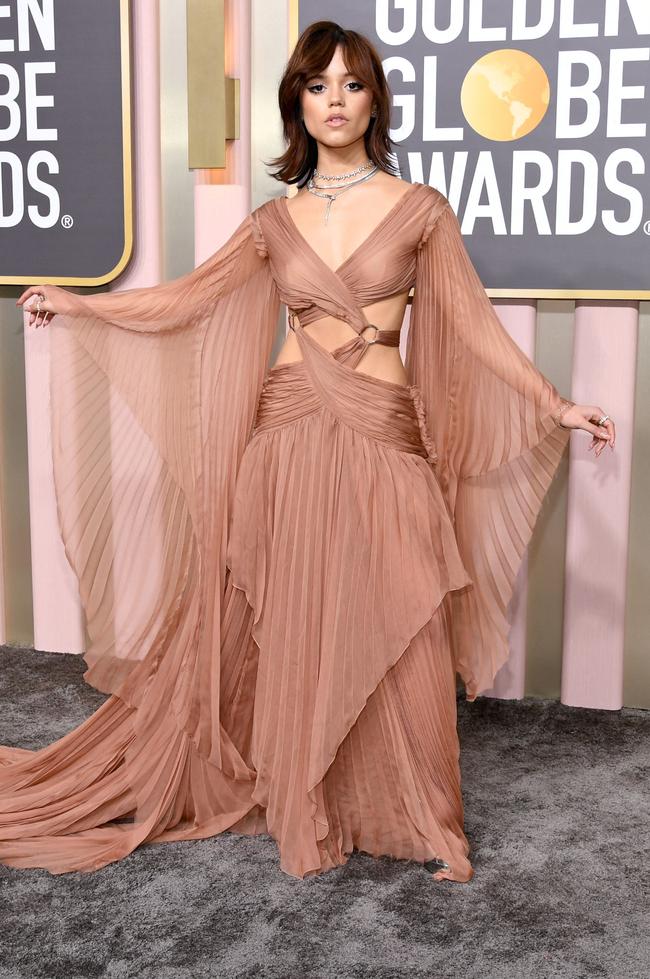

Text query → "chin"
[318,129,364,146]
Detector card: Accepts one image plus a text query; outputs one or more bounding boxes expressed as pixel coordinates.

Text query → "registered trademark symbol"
[644,220,650,236]
[61,214,74,229]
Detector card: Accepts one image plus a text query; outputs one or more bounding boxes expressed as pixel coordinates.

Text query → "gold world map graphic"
[460,48,550,141]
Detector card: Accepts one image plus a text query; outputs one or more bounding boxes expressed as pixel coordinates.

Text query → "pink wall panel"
[561,303,638,710]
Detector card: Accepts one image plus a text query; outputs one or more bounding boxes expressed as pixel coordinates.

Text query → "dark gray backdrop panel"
[1,0,129,282]
[298,1,650,294]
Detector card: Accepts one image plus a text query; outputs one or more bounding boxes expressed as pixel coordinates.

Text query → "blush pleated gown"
[0,182,572,881]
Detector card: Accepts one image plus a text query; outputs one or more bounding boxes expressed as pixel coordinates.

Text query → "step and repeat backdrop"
[299,0,650,298]
[0,0,646,708]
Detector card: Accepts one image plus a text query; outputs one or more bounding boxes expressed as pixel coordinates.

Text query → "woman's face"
[300,44,374,151]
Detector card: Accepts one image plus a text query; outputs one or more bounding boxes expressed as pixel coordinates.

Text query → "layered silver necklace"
[307,160,378,223]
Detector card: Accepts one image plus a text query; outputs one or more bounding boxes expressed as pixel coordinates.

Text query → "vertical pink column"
[23,1,163,653]
[561,303,638,709]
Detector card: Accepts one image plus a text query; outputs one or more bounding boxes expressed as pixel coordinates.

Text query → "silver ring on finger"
[597,414,610,426]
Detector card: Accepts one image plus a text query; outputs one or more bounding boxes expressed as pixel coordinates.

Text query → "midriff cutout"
[270,291,411,387]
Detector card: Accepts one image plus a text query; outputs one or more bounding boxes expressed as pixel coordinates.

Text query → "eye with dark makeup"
[306,81,365,94]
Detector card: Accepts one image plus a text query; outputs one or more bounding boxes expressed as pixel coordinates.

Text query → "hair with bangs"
[266,21,399,186]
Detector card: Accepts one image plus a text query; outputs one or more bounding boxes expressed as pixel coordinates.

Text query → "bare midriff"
[270,290,412,386]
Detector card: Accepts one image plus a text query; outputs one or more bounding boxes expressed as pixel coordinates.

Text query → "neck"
[314,141,370,176]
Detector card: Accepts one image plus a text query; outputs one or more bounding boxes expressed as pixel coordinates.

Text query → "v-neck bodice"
[253,181,443,334]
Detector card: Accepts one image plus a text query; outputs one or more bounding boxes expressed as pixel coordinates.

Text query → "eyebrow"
[307,72,357,80]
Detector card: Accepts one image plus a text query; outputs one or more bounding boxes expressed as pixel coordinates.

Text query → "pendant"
[324,194,335,224]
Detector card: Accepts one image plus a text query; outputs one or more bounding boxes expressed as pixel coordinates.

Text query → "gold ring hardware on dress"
[361,323,379,344]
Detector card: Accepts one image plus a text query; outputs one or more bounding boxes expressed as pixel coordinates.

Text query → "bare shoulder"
[375,176,453,222]
[371,172,417,201]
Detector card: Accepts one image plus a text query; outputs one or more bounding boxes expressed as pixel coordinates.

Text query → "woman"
[3,21,614,883]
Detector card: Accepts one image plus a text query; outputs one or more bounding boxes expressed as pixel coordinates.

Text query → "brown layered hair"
[267,21,399,186]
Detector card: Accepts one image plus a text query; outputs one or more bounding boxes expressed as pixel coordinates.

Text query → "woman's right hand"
[16,283,73,328]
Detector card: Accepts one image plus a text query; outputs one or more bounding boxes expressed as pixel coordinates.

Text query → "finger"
[598,419,615,448]
[584,410,611,440]
[29,295,47,314]
[16,286,43,308]
[30,303,53,328]
[28,300,46,323]
[591,409,615,436]
[595,426,613,456]
[28,289,48,310]
[586,423,609,440]
[16,286,37,307]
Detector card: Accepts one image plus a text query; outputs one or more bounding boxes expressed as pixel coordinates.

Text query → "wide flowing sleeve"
[405,198,573,701]
[47,209,280,767]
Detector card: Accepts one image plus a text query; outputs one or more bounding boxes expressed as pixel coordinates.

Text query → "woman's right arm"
[16,210,263,333]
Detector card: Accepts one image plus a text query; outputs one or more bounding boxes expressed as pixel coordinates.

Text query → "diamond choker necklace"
[307,162,379,223]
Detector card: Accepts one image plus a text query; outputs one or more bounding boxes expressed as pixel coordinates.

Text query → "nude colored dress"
[0,182,572,881]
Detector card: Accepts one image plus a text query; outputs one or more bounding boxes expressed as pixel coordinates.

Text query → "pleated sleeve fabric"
[405,199,573,701]
[47,212,280,766]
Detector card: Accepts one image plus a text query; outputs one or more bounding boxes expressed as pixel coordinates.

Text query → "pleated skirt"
[0,337,476,883]
[222,339,475,882]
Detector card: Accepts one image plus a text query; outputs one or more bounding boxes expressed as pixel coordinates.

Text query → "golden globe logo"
[461,50,550,141]
[378,0,650,238]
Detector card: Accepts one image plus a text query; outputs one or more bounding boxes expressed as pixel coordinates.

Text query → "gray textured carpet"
[0,645,648,979]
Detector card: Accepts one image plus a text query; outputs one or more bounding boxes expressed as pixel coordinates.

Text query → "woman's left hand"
[559,403,615,458]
